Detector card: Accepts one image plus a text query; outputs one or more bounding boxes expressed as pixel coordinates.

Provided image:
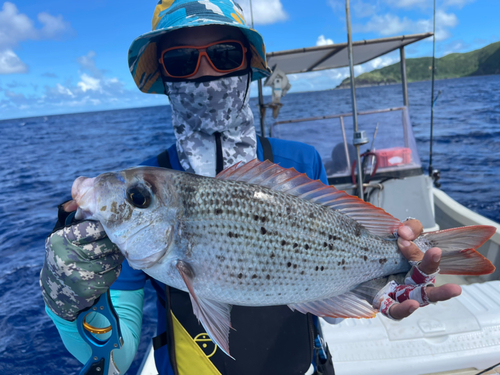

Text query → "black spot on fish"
[261,227,267,235]
[216,255,226,262]
[363,247,369,252]
[342,259,345,265]
[363,255,368,261]
[281,240,286,246]
[270,253,275,259]
[252,274,258,279]
[293,243,298,248]
[226,201,232,207]
[266,274,270,280]
[379,258,388,265]
[323,242,328,247]
[343,266,346,270]
[287,262,292,267]
[328,244,333,250]
[286,206,291,214]
[238,273,243,279]
[320,266,324,271]
[305,244,310,250]
[301,271,305,275]
[309,212,314,219]
[293,264,297,269]
[228,232,234,238]
[315,266,319,271]
[215,208,223,215]
[254,214,259,221]
[261,216,266,223]
[355,224,362,237]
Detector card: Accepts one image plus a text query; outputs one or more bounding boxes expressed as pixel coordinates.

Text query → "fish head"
[72,167,181,269]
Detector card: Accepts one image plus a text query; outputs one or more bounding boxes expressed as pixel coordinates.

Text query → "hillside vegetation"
[337,41,500,88]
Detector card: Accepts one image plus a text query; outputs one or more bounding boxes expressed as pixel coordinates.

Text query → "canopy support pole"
[345,0,365,200]
[400,46,409,107]
[258,79,266,136]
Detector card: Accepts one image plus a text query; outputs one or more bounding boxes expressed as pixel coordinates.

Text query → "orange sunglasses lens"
[161,41,246,78]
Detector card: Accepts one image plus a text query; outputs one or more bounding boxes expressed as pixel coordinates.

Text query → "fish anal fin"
[215,159,401,237]
[176,261,233,358]
[288,292,377,319]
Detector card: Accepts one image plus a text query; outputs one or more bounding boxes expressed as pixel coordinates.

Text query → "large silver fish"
[72,160,496,356]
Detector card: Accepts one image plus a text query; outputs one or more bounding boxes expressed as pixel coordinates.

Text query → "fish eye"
[126,185,151,209]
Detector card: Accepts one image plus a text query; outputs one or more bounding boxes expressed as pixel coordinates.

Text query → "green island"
[337,40,500,88]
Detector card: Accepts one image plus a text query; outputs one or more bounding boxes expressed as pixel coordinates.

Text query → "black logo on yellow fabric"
[194,333,218,358]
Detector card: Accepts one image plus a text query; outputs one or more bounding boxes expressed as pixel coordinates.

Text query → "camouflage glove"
[40,220,124,321]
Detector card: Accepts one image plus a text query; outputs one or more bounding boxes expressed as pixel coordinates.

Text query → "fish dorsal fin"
[217,159,401,237]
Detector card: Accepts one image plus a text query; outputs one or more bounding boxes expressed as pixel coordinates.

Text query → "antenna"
[429,0,437,177]
[249,0,254,28]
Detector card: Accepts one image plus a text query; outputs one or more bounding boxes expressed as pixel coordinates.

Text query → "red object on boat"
[375,147,411,168]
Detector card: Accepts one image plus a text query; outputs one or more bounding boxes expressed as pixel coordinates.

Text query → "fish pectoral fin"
[176,260,233,358]
[288,292,377,319]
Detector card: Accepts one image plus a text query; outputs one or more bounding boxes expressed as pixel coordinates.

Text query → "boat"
[138,28,500,375]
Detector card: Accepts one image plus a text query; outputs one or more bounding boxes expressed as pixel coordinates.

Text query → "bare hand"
[390,220,462,320]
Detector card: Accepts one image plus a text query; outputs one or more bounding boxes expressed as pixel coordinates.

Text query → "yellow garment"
[171,312,222,375]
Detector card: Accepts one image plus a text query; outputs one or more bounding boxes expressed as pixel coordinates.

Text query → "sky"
[0,0,498,120]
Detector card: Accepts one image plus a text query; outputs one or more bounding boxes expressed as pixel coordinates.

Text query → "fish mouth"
[72,176,97,220]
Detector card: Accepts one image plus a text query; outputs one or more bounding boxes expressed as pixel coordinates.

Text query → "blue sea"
[1,75,499,374]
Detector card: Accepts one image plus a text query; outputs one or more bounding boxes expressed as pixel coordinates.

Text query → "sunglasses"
[159,40,247,79]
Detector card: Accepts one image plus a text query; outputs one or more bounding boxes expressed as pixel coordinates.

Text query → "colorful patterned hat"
[128,0,272,94]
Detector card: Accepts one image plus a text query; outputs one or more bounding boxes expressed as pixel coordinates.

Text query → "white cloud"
[55,83,74,97]
[317,35,334,46]
[0,2,72,75]
[38,12,71,38]
[0,49,28,74]
[239,0,287,26]
[357,10,458,41]
[77,73,101,92]
[443,0,476,8]
[77,51,103,78]
[384,0,429,9]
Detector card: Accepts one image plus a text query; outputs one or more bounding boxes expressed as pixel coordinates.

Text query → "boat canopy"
[266,32,432,75]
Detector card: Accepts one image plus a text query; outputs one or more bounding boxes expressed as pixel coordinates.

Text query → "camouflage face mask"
[165,74,256,177]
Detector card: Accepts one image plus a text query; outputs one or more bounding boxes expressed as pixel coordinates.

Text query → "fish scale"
[168,172,408,305]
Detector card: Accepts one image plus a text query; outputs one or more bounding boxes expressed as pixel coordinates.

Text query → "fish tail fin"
[416,225,496,275]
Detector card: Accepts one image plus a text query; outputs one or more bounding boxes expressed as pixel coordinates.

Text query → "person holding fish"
[41,1,491,374]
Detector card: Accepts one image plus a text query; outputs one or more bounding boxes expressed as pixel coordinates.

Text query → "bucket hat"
[128,0,272,94]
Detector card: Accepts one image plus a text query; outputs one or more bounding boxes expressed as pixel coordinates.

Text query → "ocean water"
[0,74,499,374]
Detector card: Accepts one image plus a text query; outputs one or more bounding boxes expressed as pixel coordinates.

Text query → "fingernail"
[432,253,441,263]
[399,225,413,238]
[398,238,411,248]
[409,306,418,314]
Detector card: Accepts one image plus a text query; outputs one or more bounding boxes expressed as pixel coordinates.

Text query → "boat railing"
[270,106,422,181]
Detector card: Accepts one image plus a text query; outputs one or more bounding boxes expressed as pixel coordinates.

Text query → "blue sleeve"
[45,289,144,374]
[258,138,328,184]
[111,259,148,290]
